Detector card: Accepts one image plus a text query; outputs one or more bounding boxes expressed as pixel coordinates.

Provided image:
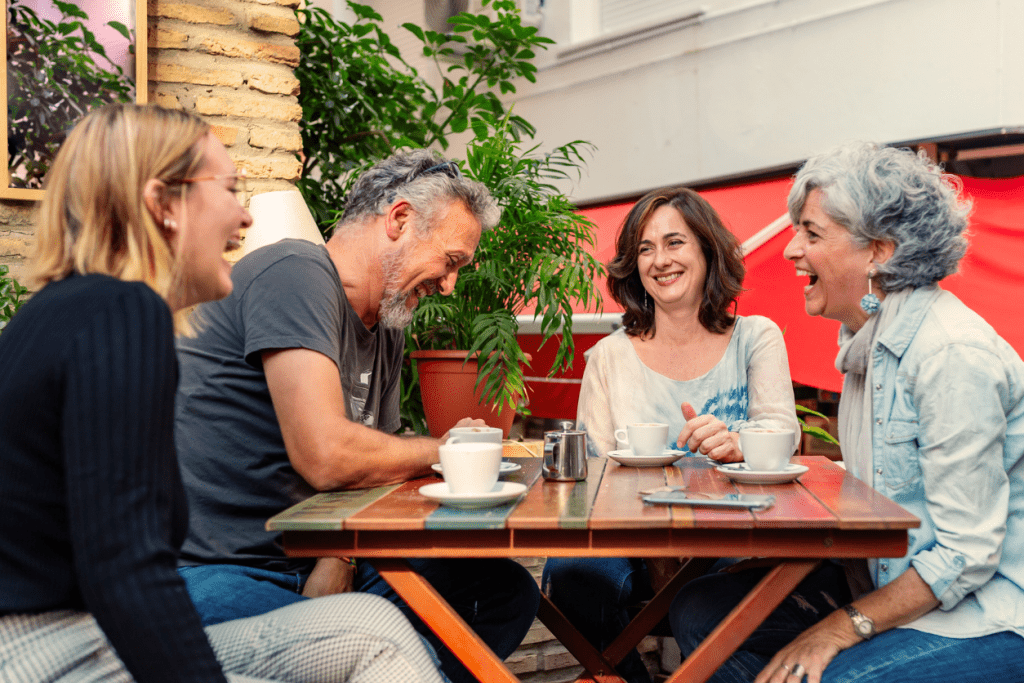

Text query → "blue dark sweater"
[0,274,226,682]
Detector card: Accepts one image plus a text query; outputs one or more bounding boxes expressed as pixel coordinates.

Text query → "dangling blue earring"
[860,268,880,315]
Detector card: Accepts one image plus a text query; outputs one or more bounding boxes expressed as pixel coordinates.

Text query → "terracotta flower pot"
[410,349,531,438]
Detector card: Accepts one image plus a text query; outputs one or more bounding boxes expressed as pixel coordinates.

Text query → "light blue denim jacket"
[864,286,1024,637]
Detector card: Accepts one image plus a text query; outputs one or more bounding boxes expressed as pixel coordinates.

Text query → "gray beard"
[378,246,414,329]
[379,288,414,329]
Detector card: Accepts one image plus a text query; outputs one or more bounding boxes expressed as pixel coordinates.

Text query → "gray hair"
[335,149,500,236]
[787,141,971,292]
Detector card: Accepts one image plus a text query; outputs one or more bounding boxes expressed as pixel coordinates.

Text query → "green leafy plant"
[0,266,28,335]
[6,0,134,188]
[295,0,604,433]
[796,404,840,447]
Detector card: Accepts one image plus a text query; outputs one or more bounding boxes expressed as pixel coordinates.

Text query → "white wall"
[505,0,1024,202]
[315,0,1024,204]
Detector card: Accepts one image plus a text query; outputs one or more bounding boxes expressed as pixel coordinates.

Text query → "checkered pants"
[0,593,444,683]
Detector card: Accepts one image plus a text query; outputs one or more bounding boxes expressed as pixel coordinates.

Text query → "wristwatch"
[843,604,876,640]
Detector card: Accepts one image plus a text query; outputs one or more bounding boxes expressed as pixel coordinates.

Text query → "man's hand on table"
[439,417,489,443]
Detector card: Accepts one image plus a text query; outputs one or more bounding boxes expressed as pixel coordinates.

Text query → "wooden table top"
[268,455,919,560]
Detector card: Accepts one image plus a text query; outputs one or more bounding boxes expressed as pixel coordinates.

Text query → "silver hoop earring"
[860,268,880,315]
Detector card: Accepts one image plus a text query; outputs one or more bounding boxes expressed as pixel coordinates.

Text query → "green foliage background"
[6,0,134,188]
[0,266,28,335]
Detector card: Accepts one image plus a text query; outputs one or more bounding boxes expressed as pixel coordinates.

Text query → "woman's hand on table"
[753,610,857,683]
[677,403,743,463]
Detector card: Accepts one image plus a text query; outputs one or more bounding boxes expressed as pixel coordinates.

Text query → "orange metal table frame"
[268,456,918,683]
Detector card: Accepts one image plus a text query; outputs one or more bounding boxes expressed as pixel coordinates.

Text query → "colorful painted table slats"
[265,485,399,531]
[509,456,607,529]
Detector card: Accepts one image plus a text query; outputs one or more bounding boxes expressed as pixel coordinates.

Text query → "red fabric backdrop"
[519,175,1024,417]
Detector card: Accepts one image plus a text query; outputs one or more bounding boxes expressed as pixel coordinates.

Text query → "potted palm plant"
[295,0,604,435]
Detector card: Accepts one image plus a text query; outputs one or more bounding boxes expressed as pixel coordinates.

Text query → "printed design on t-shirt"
[700,385,749,427]
[349,369,374,426]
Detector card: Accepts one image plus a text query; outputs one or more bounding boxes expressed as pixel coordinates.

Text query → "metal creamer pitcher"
[543,422,588,481]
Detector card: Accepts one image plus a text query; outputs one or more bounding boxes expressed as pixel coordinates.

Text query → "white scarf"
[834,288,913,597]
[835,288,913,484]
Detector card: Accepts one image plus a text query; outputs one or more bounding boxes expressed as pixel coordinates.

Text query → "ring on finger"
[780,664,790,672]
[791,663,806,678]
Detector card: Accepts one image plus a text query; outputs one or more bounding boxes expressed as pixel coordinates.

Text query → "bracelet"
[340,556,357,567]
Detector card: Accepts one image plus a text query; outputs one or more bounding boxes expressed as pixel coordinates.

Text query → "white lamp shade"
[242,190,325,257]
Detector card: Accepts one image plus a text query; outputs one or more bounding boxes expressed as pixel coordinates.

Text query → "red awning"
[521,174,1024,417]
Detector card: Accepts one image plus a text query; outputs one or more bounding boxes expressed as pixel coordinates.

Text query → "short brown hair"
[607,187,745,337]
[32,104,210,317]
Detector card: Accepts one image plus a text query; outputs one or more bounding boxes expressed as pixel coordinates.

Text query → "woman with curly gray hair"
[670,142,1024,682]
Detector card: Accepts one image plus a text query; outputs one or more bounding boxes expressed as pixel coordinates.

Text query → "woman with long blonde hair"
[0,104,443,683]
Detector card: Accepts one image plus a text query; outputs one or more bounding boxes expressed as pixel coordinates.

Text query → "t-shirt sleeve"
[239,251,343,368]
[62,287,227,683]
[734,317,800,449]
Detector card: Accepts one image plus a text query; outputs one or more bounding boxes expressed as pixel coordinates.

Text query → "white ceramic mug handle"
[613,428,628,444]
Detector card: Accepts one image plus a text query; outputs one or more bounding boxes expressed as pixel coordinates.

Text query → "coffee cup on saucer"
[439,441,502,494]
[446,426,502,445]
[613,423,669,458]
[739,428,796,471]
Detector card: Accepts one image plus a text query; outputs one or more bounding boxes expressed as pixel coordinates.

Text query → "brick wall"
[0,0,306,282]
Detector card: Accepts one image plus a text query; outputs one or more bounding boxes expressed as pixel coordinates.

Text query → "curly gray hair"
[335,149,500,236]
[787,141,972,292]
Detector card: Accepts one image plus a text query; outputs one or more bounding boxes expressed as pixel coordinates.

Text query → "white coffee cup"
[439,441,502,494]
[739,428,797,471]
[613,423,669,458]
[446,426,502,445]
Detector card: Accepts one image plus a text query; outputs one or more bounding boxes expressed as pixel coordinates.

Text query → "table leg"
[603,557,717,666]
[537,557,717,683]
[370,558,521,683]
[664,560,820,683]
[537,595,628,683]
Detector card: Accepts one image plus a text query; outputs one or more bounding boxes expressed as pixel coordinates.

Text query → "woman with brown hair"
[543,187,799,683]
[0,104,443,683]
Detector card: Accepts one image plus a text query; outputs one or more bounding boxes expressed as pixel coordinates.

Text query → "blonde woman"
[0,104,443,683]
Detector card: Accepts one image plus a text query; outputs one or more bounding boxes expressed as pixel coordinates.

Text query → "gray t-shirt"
[175,239,404,572]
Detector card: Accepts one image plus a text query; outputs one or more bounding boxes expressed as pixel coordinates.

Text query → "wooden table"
[267,455,918,683]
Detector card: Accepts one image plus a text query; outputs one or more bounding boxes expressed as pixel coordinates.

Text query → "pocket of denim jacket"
[881,419,922,490]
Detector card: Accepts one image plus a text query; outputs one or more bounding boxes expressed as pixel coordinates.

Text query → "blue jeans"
[542,557,654,683]
[180,558,540,683]
[669,561,1024,682]
[821,628,1024,683]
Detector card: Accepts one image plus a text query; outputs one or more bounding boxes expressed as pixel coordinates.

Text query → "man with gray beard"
[173,150,540,683]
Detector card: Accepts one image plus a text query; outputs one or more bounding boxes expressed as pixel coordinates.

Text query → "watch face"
[856,621,873,636]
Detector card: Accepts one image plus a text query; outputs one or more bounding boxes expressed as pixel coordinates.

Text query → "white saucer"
[418,481,527,509]
[431,461,522,475]
[716,462,809,484]
[607,449,687,467]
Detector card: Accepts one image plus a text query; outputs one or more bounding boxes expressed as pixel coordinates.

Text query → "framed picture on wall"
[1,0,147,200]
